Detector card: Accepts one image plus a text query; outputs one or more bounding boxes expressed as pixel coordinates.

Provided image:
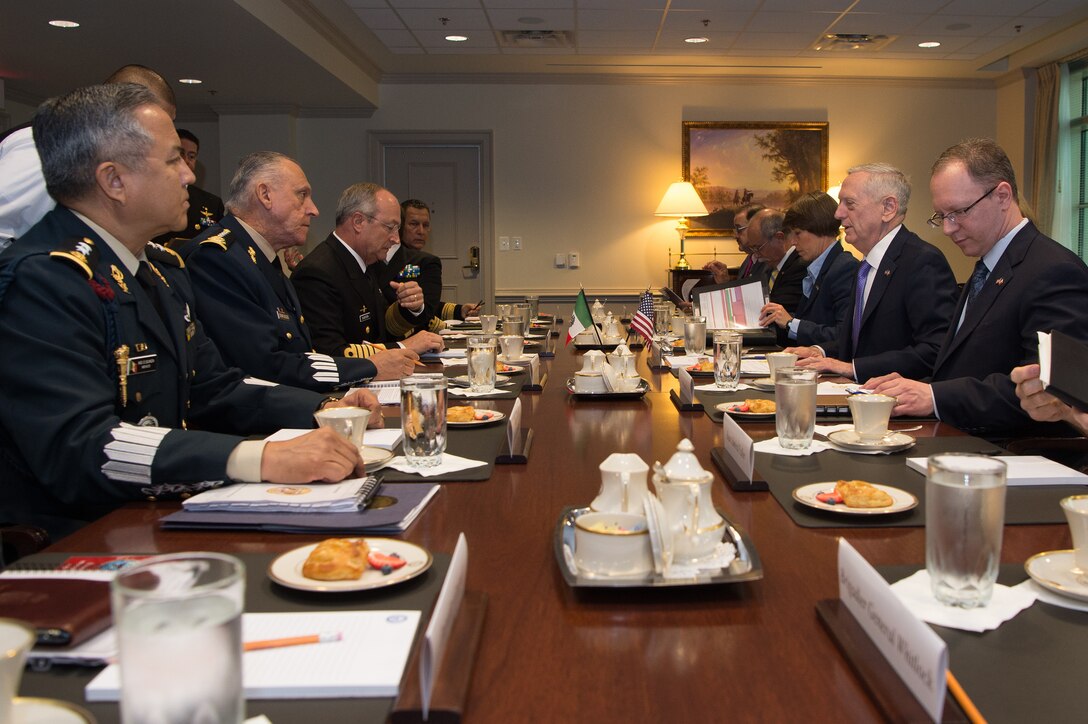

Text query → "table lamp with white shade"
[655,180,709,270]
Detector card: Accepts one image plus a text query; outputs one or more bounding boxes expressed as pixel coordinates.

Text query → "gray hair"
[336,182,384,226]
[33,83,156,205]
[847,162,911,213]
[932,138,1019,202]
[753,209,785,242]
[225,151,295,214]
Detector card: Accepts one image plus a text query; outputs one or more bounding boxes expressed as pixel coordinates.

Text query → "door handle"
[463,245,480,271]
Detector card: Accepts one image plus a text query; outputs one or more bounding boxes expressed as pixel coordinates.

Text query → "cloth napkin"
[385,453,487,477]
[1017,579,1088,613]
[664,542,737,579]
[754,437,831,456]
[816,382,856,395]
[694,382,753,392]
[890,569,1036,632]
[448,387,512,398]
[440,357,467,367]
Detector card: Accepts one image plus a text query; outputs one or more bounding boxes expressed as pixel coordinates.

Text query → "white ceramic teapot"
[607,343,637,378]
[591,299,606,325]
[601,313,623,343]
[652,439,725,565]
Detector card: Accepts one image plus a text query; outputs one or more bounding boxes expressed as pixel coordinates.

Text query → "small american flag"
[630,290,655,340]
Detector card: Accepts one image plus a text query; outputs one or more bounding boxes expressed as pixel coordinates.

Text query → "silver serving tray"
[554,506,764,588]
[565,377,650,400]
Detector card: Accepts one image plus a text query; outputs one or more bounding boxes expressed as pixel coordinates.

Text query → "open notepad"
[352,380,402,405]
[86,610,421,700]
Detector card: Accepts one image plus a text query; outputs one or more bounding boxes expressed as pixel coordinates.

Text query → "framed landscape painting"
[682,121,829,237]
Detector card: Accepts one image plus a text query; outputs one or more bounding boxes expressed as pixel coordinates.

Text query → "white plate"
[827,429,916,452]
[362,445,394,471]
[495,356,530,369]
[1025,550,1088,603]
[12,697,94,723]
[268,538,433,592]
[716,401,776,419]
[792,482,918,515]
[448,409,506,427]
[450,373,512,387]
[750,377,776,391]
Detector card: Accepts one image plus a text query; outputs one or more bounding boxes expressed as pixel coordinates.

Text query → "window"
[1069,59,1088,259]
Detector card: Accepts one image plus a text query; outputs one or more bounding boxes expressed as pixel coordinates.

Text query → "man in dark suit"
[0,84,378,537]
[869,139,1088,434]
[181,153,419,390]
[758,192,857,348]
[789,163,958,381]
[292,183,444,359]
[703,204,766,284]
[741,208,806,344]
[171,129,225,238]
[379,199,480,328]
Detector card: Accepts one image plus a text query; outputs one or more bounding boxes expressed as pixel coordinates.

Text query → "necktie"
[851,261,872,353]
[768,268,779,291]
[135,261,167,323]
[966,259,989,304]
[739,255,754,278]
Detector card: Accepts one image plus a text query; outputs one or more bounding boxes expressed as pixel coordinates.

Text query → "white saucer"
[1025,550,1088,603]
[11,697,94,723]
[750,377,776,391]
[362,445,394,471]
[827,429,916,452]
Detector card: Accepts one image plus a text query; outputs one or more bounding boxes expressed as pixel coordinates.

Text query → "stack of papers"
[183,479,373,513]
[906,455,1088,487]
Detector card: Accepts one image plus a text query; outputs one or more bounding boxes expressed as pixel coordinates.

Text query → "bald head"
[104,64,176,119]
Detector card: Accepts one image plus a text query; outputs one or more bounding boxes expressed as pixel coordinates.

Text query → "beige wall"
[206,79,998,291]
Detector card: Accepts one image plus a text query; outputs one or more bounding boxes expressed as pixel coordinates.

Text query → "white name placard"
[838,539,948,722]
[720,412,754,481]
[678,369,696,404]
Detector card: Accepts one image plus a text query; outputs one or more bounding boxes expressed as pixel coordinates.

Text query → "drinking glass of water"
[401,374,448,467]
[466,335,497,393]
[925,454,1007,608]
[774,367,817,449]
[113,553,245,724]
[713,331,742,390]
[683,316,707,356]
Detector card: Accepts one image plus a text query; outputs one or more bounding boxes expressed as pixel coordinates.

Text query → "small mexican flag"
[565,289,593,345]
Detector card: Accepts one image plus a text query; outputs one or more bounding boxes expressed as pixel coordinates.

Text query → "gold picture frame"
[682,121,829,237]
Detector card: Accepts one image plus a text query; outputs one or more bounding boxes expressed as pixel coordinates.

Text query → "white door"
[369,132,492,309]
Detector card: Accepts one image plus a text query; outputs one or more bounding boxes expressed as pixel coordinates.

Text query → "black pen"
[359,475,383,509]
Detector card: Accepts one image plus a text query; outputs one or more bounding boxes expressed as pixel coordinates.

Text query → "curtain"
[1031,62,1061,236]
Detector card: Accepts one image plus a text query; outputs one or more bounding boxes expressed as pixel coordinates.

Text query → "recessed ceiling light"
[48,19,80,28]
[918,41,941,48]
[445,35,468,42]
[179,78,203,85]
[685,36,710,44]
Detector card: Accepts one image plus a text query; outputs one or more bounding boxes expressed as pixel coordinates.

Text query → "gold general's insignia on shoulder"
[49,236,98,279]
[199,228,231,251]
[110,265,130,294]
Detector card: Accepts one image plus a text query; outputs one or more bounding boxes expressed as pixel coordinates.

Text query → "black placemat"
[762,436,1085,527]
[18,551,450,724]
[695,387,930,423]
[881,564,1088,724]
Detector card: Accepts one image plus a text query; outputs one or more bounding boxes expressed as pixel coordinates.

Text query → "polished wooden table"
[36,342,1071,723]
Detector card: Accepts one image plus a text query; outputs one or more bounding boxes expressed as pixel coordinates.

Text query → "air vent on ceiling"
[811,33,896,52]
[499,30,575,49]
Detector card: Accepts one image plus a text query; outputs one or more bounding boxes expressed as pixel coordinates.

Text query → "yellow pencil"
[946,670,986,724]
[244,632,342,652]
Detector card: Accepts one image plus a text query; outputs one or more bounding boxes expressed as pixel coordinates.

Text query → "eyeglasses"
[363,213,400,234]
[735,224,748,233]
[927,186,996,228]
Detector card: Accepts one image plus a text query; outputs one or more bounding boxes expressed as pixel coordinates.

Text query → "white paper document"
[906,455,1088,486]
[86,610,421,700]
[264,428,403,450]
[181,478,370,513]
[695,281,765,330]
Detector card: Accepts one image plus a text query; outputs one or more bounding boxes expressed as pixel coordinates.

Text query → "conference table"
[20,329,1075,723]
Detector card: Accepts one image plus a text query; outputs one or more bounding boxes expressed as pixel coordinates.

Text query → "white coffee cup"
[766,352,799,381]
[0,619,35,722]
[574,512,653,576]
[574,371,606,393]
[313,406,371,449]
[848,394,897,441]
[1061,495,1088,574]
[499,335,525,360]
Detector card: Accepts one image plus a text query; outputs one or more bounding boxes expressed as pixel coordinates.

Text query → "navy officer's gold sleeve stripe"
[440,302,458,321]
[343,342,386,359]
[386,305,417,339]
[427,317,446,333]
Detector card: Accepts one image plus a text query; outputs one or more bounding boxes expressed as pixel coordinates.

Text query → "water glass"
[503,316,526,337]
[313,406,371,449]
[514,302,532,328]
[499,334,525,361]
[113,553,245,724]
[925,454,1007,608]
[775,367,817,449]
[525,295,539,320]
[479,314,498,334]
[401,374,448,467]
[0,619,35,722]
[670,314,687,338]
[466,336,497,393]
[684,316,707,356]
[713,331,742,390]
[652,302,672,338]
